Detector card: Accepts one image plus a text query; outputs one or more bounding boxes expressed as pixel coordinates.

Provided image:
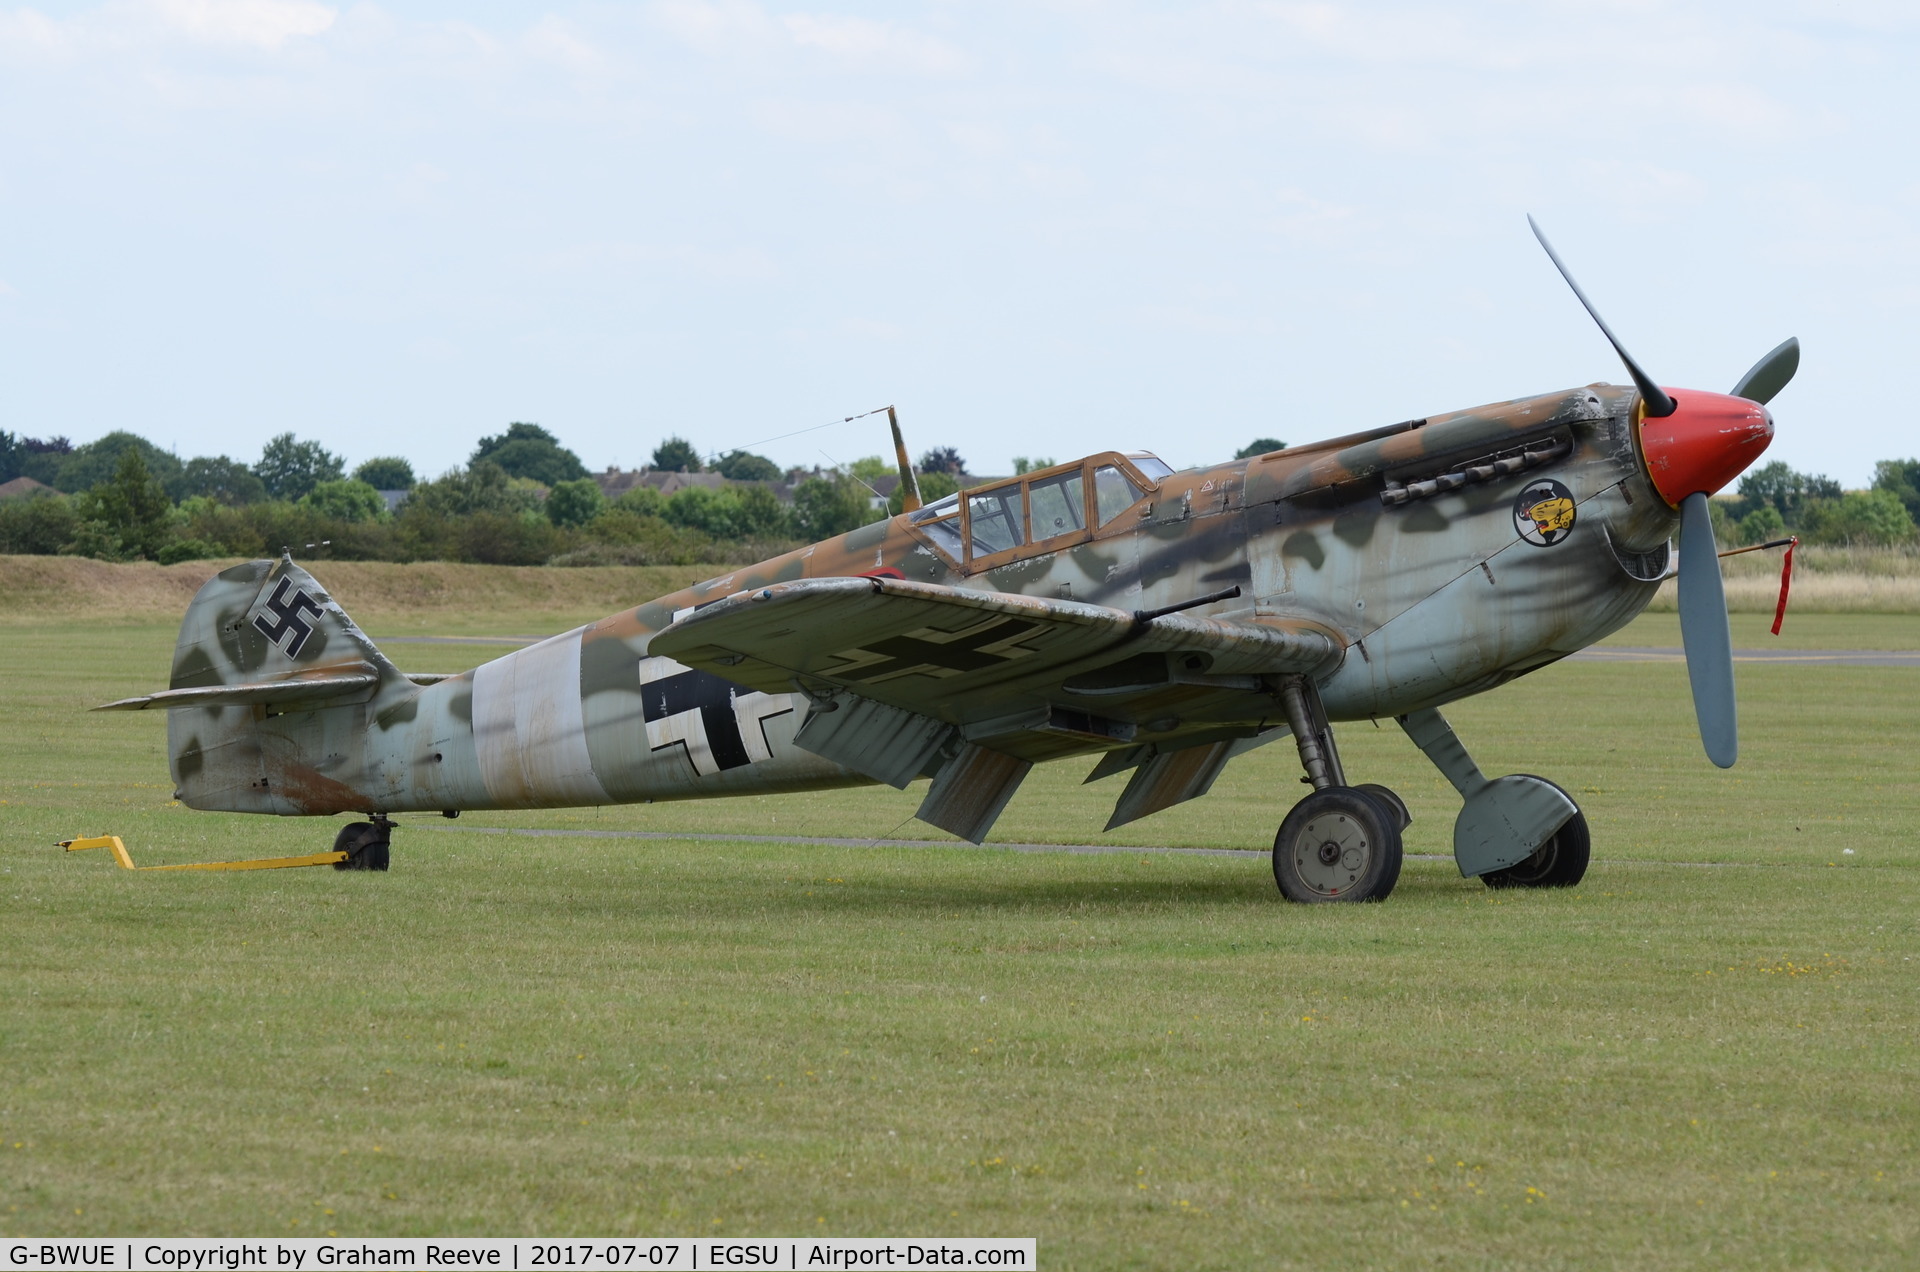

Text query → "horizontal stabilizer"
[94,663,380,711]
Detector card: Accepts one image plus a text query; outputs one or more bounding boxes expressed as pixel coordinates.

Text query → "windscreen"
[967,486,1025,556]
[1093,465,1144,526]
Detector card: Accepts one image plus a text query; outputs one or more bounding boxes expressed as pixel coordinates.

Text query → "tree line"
[5,422,1908,566]
[1711,460,1920,548]
[0,424,981,566]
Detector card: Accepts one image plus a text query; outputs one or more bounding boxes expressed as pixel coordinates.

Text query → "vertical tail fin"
[164,558,404,814]
[169,557,398,691]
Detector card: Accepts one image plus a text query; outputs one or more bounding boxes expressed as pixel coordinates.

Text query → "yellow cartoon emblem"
[1526,496,1575,535]
[1513,479,1577,546]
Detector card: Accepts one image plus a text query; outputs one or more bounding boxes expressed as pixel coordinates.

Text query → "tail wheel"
[1273,786,1403,903]
[331,821,391,872]
[1481,775,1588,889]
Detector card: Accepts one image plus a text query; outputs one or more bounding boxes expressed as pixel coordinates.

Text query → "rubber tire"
[1273,786,1403,903]
[1355,783,1412,832]
[1481,776,1588,889]
[331,822,391,872]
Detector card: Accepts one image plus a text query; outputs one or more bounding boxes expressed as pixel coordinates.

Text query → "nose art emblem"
[1514,478,1577,547]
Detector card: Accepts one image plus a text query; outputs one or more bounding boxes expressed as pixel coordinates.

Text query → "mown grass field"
[3,565,1918,1268]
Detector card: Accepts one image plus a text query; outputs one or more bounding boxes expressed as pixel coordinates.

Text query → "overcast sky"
[2,1,1914,485]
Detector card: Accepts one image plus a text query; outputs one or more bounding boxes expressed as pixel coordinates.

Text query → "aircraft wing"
[650,575,1341,735]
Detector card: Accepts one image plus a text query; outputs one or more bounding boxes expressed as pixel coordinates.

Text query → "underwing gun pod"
[97,222,1796,900]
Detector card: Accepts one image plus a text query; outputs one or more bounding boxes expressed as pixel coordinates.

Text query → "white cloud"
[1260,188,1363,248]
[533,240,784,286]
[146,0,336,49]
[782,13,968,75]
[0,8,68,55]
[944,122,1003,157]
[1125,301,1276,339]
[648,0,778,55]
[522,16,604,73]
[0,0,335,62]
[748,95,911,145]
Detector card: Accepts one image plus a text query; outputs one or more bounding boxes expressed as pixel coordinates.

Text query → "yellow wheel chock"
[60,835,348,872]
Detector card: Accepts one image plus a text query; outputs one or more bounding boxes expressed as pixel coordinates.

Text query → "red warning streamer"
[1717,536,1799,636]
[1771,536,1797,636]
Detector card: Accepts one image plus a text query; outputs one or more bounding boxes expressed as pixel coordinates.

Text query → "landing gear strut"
[1271,676,1405,903]
[332,814,392,872]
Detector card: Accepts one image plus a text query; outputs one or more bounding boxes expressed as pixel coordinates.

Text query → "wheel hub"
[1291,811,1371,897]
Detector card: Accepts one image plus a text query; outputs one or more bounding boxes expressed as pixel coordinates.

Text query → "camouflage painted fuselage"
[166,381,1678,817]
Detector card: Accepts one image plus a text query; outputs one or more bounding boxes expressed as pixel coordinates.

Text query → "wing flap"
[1102,727,1290,829]
[790,694,952,789]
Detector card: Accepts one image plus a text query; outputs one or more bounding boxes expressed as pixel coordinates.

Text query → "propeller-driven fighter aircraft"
[101,222,1797,901]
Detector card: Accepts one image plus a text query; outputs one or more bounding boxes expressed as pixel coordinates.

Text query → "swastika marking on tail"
[253,577,324,657]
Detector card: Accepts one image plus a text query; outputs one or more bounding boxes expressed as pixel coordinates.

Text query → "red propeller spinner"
[1637,388,1774,507]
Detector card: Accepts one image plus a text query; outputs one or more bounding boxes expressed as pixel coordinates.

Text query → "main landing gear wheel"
[1481,776,1589,890]
[1354,783,1411,832]
[1273,786,1403,903]
[332,821,391,872]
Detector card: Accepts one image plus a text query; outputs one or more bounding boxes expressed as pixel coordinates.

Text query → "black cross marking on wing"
[253,577,324,658]
[830,617,1043,683]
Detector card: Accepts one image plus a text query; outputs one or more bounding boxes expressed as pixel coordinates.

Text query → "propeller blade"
[1678,492,1738,767]
[1528,215,1677,418]
[1730,337,1800,404]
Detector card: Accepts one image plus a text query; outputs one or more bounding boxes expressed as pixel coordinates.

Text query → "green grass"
[1602,610,1920,650]
[3,610,1918,1268]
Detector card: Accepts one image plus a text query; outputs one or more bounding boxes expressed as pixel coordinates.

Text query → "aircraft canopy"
[907,451,1174,568]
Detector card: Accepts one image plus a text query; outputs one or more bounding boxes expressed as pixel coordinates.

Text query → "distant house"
[377,489,410,513]
[0,476,51,500]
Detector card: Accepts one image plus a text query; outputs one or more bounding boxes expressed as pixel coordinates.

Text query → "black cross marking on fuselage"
[642,668,753,771]
[832,618,1041,683]
[252,577,324,658]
